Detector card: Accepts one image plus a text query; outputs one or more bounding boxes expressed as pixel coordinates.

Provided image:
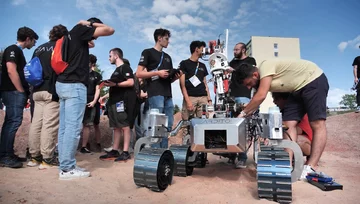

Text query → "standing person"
[27,25,68,169]
[236,59,329,179]
[80,54,102,153]
[228,42,257,169]
[179,40,211,120]
[56,18,114,180]
[352,56,360,113]
[136,28,180,148]
[99,48,136,162]
[0,26,38,168]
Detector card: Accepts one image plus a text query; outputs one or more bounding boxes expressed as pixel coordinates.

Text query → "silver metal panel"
[259,113,283,139]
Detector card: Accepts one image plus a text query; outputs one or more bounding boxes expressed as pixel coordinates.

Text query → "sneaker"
[114,151,131,162]
[11,155,27,162]
[99,150,120,160]
[103,146,113,153]
[27,156,42,167]
[300,164,315,180]
[39,157,59,170]
[355,106,360,113]
[0,156,23,168]
[59,168,90,180]
[80,147,92,154]
[235,159,247,169]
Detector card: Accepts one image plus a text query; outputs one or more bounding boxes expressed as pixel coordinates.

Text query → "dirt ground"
[0,110,359,204]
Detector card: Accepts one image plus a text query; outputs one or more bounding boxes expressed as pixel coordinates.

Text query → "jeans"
[147,95,174,148]
[130,103,146,149]
[235,97,250,161]
[0,91,27,157]
[56,82,86,171]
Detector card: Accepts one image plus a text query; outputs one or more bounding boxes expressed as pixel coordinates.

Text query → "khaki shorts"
[108,103,129,128]
[181,96,208,120]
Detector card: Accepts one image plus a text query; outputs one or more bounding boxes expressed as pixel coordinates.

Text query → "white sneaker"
[59,168,91,180]
[235,159,247,169]
[300,165,315,180]
[355,106,360,113]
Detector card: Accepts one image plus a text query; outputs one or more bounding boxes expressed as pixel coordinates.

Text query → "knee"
[310,120,326,130]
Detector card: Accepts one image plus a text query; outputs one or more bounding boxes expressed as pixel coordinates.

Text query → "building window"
[274,43,278,49]
[274,52,278,57]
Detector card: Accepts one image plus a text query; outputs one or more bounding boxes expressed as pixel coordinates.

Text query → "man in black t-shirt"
[27,25,67,170]
[99,48,136,162]
[56,18,114,180]
[228,42,256,169]
[0,26,38,169]
[179,41,211,120]
[80,54,102,154]
[136,28,180,148]
[352,56,360,112]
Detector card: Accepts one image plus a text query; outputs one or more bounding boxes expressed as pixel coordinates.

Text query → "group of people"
[0,16,337,181]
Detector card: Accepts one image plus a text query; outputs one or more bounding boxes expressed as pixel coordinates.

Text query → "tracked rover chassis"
[133,111,303,203]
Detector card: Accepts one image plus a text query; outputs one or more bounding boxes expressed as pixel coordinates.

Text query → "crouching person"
[99,48,136,162]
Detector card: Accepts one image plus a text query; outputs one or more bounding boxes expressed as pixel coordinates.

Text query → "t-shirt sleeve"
[122,65,134,80]
[203,63,209,77]
[259,60,276,79]
[4,46,18,63]
[352,56,360,66]
[178,60,186,74]
[71,24,96,42]
[138,50,149,67]
[96,72,102,85]
[251,58,257,66]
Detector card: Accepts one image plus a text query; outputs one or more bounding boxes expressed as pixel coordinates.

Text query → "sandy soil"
[0,110,359,204]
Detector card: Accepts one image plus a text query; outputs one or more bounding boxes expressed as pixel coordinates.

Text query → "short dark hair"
[87,17,103,24]
[236,42,247,52]
[17,26,39,41]
[235,63,257,83]
[272,92,290,100]
[49,24,68,41]
[190,40,206,54]
[110,48,123,59]
[123,58,130,66]
[153,28,171,42]
[89,54,97,65]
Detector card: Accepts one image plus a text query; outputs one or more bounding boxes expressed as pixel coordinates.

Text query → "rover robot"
[133,30,304,203]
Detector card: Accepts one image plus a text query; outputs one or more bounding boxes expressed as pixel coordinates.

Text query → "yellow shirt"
[259,59,323,92]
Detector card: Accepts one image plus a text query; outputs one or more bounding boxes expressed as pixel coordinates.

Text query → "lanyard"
[194,62,199,76]
[157,52,164,69]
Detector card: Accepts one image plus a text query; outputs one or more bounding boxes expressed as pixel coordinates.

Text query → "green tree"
[94,64,109,96]
[173,104,180,114]
[339,94,357,109]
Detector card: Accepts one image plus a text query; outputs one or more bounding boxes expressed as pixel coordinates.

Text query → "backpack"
[51,34,70,75]
[24,57,43,87]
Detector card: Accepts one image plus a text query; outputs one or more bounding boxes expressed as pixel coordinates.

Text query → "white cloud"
[12,0,26,5]
[327,88,353,107]
[159,15,183,27]
[150,0,200,16]
[338,35,360,52]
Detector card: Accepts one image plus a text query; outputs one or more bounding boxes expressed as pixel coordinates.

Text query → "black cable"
[284,131,293,141]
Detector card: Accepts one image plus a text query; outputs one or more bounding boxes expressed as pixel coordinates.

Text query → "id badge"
[116,101,124,112]
[189,75,201,87]
[151,68,159,81]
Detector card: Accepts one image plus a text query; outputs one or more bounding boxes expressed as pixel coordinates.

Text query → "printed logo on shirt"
[113,72,119,75]
[10,51,15,58]
[139,56,144,62]
[165,57,170,63]
[126,73,130,76]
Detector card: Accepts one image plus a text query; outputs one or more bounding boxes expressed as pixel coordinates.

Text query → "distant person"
[56,18,114,180]
[80,54,102,154]
[0,26,38,168]
[352,56,360,113]
[27,25,68,170]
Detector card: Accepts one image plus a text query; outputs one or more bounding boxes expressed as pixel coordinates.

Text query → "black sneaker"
[80,147,92,154]
[11,155,27,162]
[39,157,59,170]
[99,150,120,160]
[114,151,131,162]
[0,156,23,168]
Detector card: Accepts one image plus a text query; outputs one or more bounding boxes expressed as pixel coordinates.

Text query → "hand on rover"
[187,103,194,111]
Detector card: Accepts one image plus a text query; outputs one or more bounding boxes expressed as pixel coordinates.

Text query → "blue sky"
[1,0,359,107]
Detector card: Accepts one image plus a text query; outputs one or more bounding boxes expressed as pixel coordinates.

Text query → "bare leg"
[122,127,131,152]
[112,128,122,151]
[296,134,311,156]
[82,126,91,147]
[282,121,299,163]
[306,120,327,167]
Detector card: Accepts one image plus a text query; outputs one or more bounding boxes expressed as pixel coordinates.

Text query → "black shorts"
[94,102,100,125]
[283,73,329,122]
[108,103,129,128]
[83,107,96,126]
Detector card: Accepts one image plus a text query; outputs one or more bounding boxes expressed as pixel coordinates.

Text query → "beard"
[234,52,243,59]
